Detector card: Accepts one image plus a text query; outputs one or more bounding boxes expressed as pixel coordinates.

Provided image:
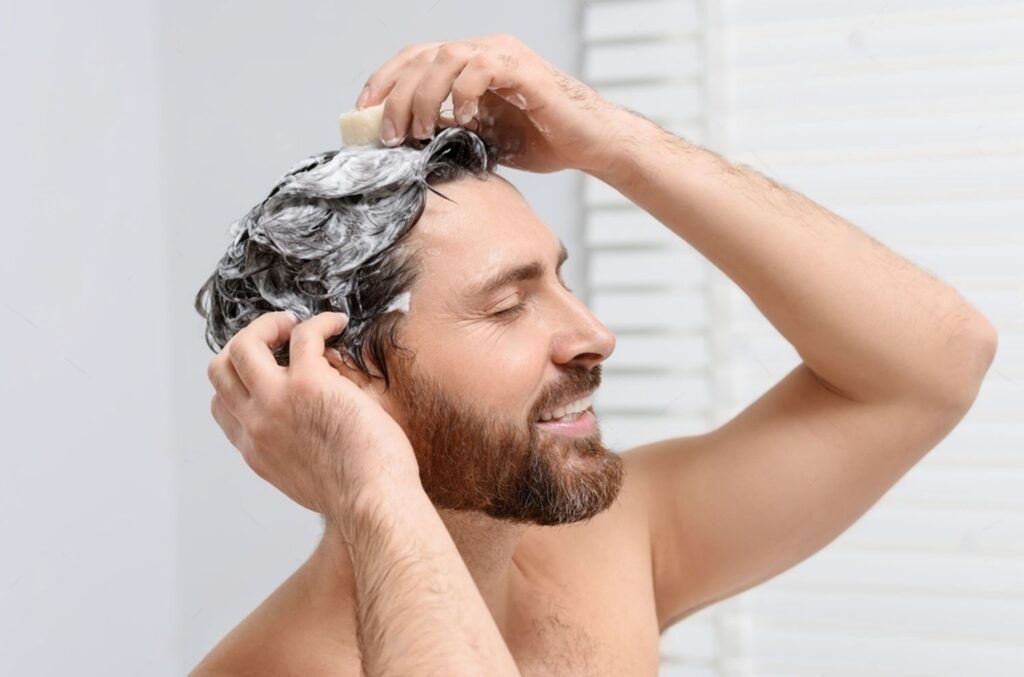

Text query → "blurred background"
[1,1,1021,675]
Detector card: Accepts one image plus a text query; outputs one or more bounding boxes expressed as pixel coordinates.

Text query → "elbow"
[936,314,999,413]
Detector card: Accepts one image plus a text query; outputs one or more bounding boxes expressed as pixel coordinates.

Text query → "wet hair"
[194,126,498,388]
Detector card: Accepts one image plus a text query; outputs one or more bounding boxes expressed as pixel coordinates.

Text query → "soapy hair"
[195,126,498,388]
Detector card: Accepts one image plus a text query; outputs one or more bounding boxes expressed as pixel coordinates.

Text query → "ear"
[325,346,376,392]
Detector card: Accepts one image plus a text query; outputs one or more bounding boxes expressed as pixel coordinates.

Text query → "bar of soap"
[338,102,386,146]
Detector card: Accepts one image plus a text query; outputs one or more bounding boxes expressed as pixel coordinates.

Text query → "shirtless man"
[194,34,998,676]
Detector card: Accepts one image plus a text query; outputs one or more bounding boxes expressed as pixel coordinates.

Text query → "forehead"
[406,176,561,291]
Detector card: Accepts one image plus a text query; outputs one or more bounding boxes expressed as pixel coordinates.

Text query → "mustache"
[531,365,602,419]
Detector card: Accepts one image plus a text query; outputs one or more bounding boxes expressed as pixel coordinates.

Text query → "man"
[195,34,998,676]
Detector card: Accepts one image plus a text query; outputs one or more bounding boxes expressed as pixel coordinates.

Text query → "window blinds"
[580,1,1024,675]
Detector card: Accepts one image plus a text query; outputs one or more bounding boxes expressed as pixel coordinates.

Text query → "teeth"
[539,394,592,422]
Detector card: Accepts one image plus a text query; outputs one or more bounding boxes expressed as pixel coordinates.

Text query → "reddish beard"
[387,360,624,526]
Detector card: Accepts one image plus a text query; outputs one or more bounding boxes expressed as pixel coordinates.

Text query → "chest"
[505,544,662,676]
[511,609,660,677]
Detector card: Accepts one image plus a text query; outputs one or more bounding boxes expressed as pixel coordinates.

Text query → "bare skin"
[196,35,998,676]
[189,454,660,676]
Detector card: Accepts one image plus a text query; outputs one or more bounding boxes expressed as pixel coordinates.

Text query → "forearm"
[334,478,520,677]
[592,112,997,408]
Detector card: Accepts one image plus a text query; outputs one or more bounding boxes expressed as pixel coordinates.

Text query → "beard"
[387,360,624,526]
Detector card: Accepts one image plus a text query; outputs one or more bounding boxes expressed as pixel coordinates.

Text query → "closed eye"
[492,303,525,318]
[488,246,570,320]
[492,274,570,319]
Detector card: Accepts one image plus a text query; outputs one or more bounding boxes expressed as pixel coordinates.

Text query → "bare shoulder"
[189,627,362,677]
[187,566,362,677]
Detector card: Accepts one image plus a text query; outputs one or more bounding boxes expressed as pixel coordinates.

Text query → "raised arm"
[591,112,999,628]
[593,115,997,408]
[344,33,1000,631]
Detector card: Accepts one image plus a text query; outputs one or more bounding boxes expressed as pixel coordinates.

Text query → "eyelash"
[490,277,572,319]
[492,304,525,319]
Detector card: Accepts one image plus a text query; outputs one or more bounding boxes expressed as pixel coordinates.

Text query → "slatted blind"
[580,1,1024,675]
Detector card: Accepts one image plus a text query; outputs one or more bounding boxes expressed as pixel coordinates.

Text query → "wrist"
[582,105,656,187]
[584,106,699,191]
[331,470,426,542]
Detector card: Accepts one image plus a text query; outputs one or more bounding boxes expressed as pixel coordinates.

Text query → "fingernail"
[456,101,477,125]
[356,84,370,108]
[380,118,401,146]
[411,119,431,139]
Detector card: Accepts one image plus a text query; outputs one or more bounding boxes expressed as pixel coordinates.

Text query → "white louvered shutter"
[580,1,1024,675]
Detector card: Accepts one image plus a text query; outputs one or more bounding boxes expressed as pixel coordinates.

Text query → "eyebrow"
[467,240,569,300]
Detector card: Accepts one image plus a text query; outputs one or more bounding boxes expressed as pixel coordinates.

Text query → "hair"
[194,125,498,388]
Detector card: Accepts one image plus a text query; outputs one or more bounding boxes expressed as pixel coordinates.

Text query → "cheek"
[433,327,549,410]
[496,330,546,388]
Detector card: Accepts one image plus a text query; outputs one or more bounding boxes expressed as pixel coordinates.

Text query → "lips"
[536,389,596,422]
[535,408,598,437]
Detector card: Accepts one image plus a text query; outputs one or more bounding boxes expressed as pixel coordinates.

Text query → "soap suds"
[195,126,498,376]
[383,290,411,314]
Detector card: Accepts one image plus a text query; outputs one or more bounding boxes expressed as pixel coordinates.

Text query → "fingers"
[207,349,250,413]
[379,51,437,145]
[222,311,298,399]
[450,57,498,123]
[210,394,244,451]
[409,42,483,139]
[357,41,445,109]
[360,36,535,147]
[288,312,350,378]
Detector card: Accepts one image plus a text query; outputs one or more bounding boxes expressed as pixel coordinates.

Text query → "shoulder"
[186,571,362,677]
[189,638,362,677]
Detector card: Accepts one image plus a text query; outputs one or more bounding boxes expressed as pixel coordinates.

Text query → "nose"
[551,292,616,370]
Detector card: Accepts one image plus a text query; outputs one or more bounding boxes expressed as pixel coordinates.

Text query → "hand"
[355,33,627,174]
[206,310,421,520]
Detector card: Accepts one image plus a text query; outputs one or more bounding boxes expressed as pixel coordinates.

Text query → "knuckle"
[435,43,459,63]
[242,448,267,478]
[232,348,252,378]
[468,51,489,68]
[287,373,317,399]
[246,417,269,446]
[365,72,389,91]
[287,321,308,344]
[226,338,246,362]
[411,83,431,105]
[497,52,519,69]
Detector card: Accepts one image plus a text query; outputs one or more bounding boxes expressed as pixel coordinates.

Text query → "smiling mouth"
[535,391,595,423]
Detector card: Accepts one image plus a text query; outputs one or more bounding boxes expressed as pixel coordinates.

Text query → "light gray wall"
[0,2,581,672]
[159,2,582,671]
[0,1,176,676]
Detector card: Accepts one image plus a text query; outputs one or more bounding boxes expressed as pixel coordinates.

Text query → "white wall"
[0,1,176,676]
[158,1,583,672]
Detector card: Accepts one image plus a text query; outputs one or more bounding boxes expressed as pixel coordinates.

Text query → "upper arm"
[631,362,979,631]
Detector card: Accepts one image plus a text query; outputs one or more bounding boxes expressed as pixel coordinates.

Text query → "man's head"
[196,127,623,526]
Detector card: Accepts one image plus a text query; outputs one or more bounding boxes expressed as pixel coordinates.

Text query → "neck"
[435,507,530,633]
[308,505,530,637]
